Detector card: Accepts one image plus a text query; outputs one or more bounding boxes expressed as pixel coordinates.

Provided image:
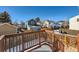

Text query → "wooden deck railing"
[54,33,77,52]
[0,30,78,52]
[0,30,47,52]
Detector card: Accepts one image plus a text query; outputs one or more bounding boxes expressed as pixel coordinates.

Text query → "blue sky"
[0,6,78,23]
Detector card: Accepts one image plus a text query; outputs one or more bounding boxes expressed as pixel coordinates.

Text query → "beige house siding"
[0,23,17,35]
[69,15,79,30]
[43,21,50,28]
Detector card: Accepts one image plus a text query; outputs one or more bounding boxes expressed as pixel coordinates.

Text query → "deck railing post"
[22,34,25,52]
[0,35,5,52]
[60,35,64,52]
[45,31,47,42]
[53,34,59,52]
[0,40,4,52]
[77,34,79,52]
[39,31,41,46]
[52,31,54,43]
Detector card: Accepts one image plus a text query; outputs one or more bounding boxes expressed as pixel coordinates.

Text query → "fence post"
[0,35,5,52]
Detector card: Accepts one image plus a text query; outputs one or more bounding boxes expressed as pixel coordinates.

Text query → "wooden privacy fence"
[0,30,78,52]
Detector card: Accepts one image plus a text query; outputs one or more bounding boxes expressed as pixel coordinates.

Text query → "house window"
[77,18,79,22]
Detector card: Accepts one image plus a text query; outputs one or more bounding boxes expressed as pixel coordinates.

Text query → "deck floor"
[64,45,77,52]
[31,45,52,52]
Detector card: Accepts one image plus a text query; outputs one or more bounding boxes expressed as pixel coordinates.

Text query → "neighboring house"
[25,21,31,30]
[43,20,50,28]
[43,20,55,29]
[57,21,64,27]
[49,21,55,28]
[28,19,36,30]
[27,19,41,31]
[28,19,36,26]
[69,15,79,30]
[57,20,69,28]
[36,21,42,26]
[0,23,17,35]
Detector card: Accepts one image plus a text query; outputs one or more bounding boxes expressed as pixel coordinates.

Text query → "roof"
[70,15,79,19]
[0,23,17,28]
[0,17,5,19]
[69,15,79,22]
